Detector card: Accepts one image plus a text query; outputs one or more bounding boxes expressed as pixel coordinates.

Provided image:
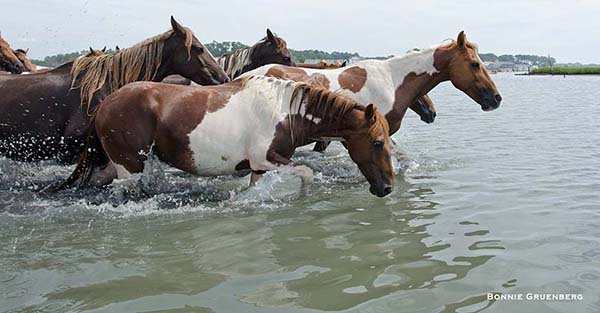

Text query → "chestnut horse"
[0,17,229,164]
[52,76,394,197]
[244,31,500,137]
[0,33,24,74]
[12,49,37,73]
[163,29,295,85]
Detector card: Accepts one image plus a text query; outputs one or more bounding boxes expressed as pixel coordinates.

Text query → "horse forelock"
[71,29,191,113]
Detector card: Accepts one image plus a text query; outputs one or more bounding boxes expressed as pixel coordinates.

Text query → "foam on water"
[1,140,412,219]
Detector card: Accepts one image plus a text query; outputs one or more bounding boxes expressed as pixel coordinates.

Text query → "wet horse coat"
[243,32,501,136]
[55,77,395,197]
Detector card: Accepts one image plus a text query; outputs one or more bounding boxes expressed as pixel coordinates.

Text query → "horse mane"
[70,28,194,113]
[217,46,253,78]
[440,38,479,51]
[241,76,386,142]
[217,34,287,78]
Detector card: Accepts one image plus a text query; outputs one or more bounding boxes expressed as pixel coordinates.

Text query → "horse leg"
[313,141,331,152]
[249,172,263,186]
[88,161,118,187]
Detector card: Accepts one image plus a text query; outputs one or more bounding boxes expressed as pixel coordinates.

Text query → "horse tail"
[43,110,106,192]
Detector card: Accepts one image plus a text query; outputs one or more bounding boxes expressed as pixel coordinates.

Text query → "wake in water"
[0,140,426,219]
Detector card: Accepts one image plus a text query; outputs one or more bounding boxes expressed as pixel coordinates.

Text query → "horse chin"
[480,102,499,112]
[420,110,436,123]
[369,184,392,198]
[1,61,23,74]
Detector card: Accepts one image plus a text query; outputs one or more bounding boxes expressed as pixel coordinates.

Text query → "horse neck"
[218,46,254,78]
[383,47,449,122]
[292,104,362,147]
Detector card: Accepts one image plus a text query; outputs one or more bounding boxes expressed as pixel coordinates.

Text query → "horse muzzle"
[369,183,393,198]
[479,88,502,111]
[1,60,24,74]
[419,102,436,124]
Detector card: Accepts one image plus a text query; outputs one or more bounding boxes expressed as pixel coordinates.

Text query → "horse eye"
[283,56,291,62]
[471,62,480,69]
[193,46,204,53]
[372,140,384,148]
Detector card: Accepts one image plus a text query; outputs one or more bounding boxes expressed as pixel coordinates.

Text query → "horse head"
[435,31,502,111]
[162,16,230,85]
[0,32,24,74]
[409,94,436,123]
[250,29,295,68]
[13,48,37,73]
[344,103,394,197]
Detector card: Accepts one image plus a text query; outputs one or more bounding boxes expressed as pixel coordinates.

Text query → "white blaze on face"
[187,77,298,176]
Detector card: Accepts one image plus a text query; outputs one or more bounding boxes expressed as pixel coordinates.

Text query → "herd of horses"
[0,17,502,198]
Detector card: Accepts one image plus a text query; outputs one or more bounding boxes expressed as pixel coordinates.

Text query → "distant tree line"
[31,41,557,68]
[205,41,360,62]
[478,53,556,67]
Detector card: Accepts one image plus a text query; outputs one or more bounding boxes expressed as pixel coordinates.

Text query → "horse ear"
[102,46,107,52]
[457,31,466,49]
[115,45,120,51]
[266,28,277,44]
[25,48,29,54]
[89,47,94,54]
[365,103,376,123]
[171,16,186,35]
[341,60,347,67]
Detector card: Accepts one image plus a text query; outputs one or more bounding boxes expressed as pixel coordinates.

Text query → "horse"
[0,17,229,164]
[0,32,24,74]
[298,60,347,69]
[218,29,295,79]
[243,31,500,137]
[12,49,37,73]
[50,76,394,197]
[162,29,295,85]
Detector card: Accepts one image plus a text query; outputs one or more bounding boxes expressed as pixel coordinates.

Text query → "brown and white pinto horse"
[53,77,394,197]
[244,31,500,137]
[0,32,24,74]
[0,17,229,164]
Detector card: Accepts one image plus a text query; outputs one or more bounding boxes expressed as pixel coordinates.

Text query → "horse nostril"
[383,185,393,195]
[494,94,502,103]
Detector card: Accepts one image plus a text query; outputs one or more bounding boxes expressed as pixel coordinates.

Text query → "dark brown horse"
[218,29,295,79]
[0,32,24,74]
[0,17,229,163]
[162,29,295,85]
[53,76,394,197]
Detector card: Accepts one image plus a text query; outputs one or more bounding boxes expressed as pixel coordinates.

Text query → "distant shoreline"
[526,66,600,75]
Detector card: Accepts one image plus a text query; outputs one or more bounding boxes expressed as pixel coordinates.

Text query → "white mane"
[242,75,306,118]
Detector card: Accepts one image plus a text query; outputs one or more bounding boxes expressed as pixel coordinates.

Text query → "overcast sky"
[2,0,599,63]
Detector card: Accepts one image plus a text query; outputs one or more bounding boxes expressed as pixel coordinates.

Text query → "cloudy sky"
[3,0,599,63]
